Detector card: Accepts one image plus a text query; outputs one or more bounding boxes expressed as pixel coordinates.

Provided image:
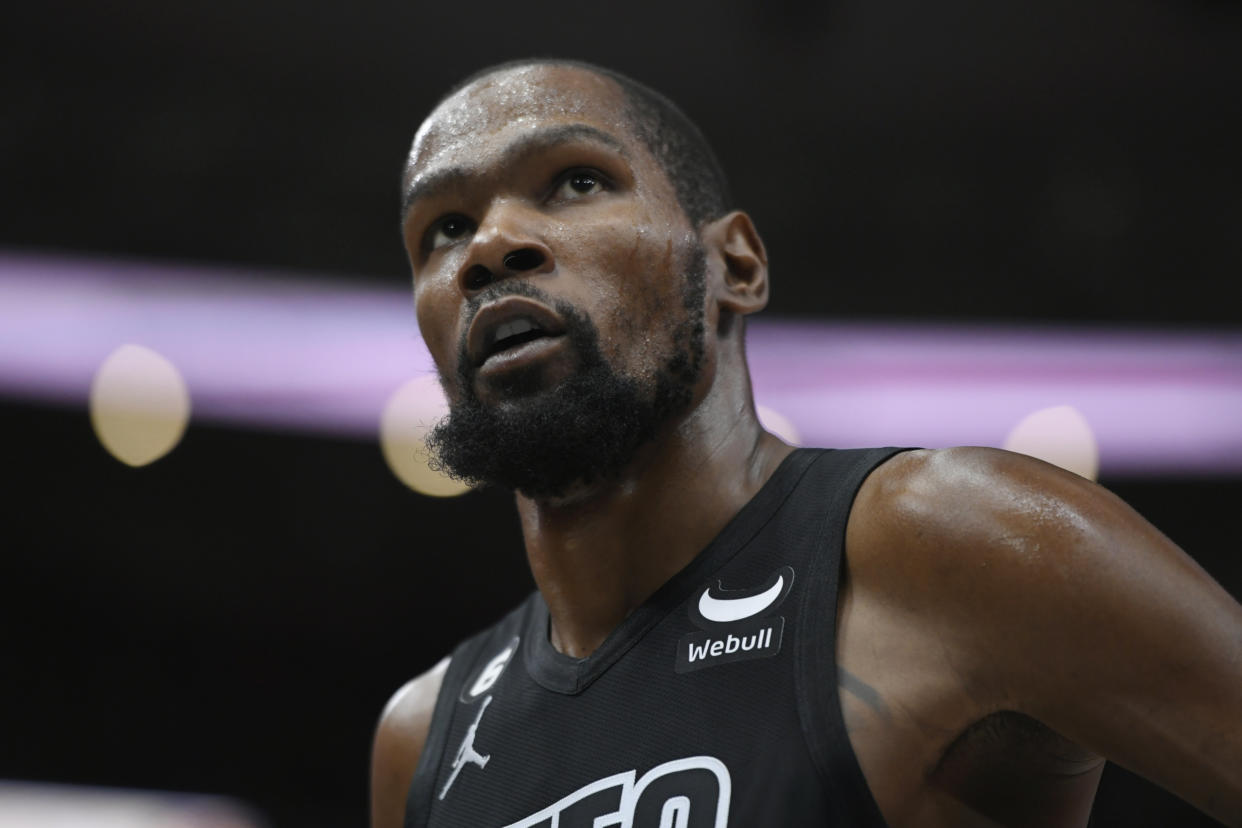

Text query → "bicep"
[370,657,449,828]
[996,478,1242,825]
[856,448,1242,825]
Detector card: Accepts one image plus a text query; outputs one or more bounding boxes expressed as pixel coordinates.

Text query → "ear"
[701,210,769,317]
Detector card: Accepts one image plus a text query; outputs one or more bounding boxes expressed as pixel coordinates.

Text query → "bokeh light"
[89,344,191,467]
[1003,404,1099,481]
[379,375,470,497]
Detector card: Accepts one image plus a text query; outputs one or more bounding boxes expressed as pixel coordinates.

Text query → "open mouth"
[484,316,554,360]
[467,297,568,369]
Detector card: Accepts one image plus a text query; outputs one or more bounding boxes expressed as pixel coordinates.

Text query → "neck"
[514,370,793,658]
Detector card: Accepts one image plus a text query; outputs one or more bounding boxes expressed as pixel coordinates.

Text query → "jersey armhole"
[794,447,907,828]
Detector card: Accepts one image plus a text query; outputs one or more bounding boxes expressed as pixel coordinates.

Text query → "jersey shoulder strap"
[404,594,535,828]
[793,446,908,825]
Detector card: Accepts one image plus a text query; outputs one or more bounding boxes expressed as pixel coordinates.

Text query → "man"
[372,58,1242,827]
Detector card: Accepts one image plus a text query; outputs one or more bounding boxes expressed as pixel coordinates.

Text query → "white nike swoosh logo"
[698,574,786,623]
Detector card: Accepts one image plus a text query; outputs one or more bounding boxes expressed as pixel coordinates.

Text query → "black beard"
[425,249,706,499]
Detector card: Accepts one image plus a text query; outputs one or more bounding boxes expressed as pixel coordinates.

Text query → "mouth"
[466,297,568,369]
[484,316,554,360]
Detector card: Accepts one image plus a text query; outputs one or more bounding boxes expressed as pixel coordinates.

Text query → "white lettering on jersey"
[660,796,691,828]
[503,756,731,828]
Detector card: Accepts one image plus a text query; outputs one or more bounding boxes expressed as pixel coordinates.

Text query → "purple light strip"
[747,324,1242,475]
[3,250,1240,476]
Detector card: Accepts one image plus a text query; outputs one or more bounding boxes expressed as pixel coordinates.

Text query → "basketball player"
[371,59,1242,827]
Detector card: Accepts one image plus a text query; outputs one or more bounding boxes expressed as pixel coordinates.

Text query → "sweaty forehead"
[407,65,634,176]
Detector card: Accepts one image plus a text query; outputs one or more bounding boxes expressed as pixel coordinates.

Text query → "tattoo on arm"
[839,666,892,722]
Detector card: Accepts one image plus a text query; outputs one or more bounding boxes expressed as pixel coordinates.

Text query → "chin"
[476,363,572,404]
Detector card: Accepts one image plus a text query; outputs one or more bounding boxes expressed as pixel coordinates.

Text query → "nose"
[458,201,554,293]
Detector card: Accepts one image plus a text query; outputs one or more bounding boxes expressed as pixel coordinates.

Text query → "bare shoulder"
[843,444,1230,649]
[370,656,450,828]
[846,445,1176,594]
[845,446,1242,825]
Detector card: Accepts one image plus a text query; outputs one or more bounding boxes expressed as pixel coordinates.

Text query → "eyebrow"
[400,123,629,219]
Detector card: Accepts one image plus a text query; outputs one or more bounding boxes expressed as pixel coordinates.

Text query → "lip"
[466,296,568,368]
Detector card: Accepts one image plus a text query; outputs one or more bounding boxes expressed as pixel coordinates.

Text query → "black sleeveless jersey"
[406,447,903,827]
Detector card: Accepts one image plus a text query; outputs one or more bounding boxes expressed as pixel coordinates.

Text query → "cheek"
[567,218,694,371]
[413,284,462,376]
[570,205,684,292]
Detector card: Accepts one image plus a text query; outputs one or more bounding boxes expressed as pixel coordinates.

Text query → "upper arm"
[370,657,450,828]
[850,447,1242,825]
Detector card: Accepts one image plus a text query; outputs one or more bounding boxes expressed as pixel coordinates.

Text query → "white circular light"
[380,375,470,497]
[90,344,191,467]
[757,404,801,446]
[1003,404,1099,481]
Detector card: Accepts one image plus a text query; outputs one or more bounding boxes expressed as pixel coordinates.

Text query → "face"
[401,65,709,497]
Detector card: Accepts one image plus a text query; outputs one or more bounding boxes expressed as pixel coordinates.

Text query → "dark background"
[4,0,1240,825]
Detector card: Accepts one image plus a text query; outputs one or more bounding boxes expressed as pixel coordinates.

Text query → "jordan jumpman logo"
[439,695,494,800]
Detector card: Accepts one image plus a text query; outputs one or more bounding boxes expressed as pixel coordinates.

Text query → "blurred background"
[3,0,1240,825]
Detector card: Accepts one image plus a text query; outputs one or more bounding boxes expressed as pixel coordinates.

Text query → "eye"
[425,214,474,251]
[551,168,609,202]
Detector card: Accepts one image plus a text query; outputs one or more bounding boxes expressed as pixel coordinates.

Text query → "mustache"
[460,279,559,338]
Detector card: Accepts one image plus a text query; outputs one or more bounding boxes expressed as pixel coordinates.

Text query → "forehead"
[405,65,638,183]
